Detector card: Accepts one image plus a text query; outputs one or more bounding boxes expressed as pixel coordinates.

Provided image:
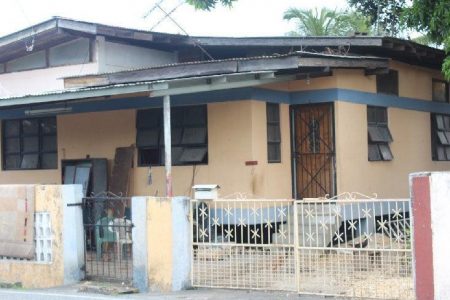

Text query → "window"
[367,106,393,161]
[266,103,281,163]
[431,114,450,161]
[136,105,208,166]
[377,70,399,96]
[2,117,57,170]
[432,79,449,103]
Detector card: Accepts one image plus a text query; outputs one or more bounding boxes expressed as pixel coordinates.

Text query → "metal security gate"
[292,103,335,199]
[191,194,414,299]
[83,193,133,282]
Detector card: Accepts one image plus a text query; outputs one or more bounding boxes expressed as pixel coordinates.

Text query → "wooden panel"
[294,103,335,199]
[109,146,134,197]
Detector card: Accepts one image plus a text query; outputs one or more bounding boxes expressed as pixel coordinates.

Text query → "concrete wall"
[0,185,83,288]
[0,100,291,199]
[265,63,449,198]
[333,63,450,198]
[0,63,98,97]
[335,102,450,198]
[0,60,448,199]
[144,196,190,292]
[0,37,178,97]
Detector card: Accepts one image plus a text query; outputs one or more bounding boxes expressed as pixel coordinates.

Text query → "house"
[0,17,448,200]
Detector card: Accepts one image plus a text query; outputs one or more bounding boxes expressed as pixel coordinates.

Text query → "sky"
[0,0,349,37]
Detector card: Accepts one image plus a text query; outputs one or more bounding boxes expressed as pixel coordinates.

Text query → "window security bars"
[267,103,281,163]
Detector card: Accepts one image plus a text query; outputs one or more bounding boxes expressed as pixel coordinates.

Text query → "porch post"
[163,95,173,197]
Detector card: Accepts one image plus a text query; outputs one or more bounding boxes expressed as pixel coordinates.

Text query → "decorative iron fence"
[191,198,296,290]
[191,193,414,299]
[83,193,133,282]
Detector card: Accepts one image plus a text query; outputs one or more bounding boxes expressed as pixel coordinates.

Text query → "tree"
[283,7,370,36]
[405,0,450,79]
[347,0,406,36]
[186,0,236,10]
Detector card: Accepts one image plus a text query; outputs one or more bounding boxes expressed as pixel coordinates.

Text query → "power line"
[143,0,214,60]
[16,0,36,51]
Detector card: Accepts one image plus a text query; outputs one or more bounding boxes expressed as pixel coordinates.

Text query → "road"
[0,287,344,300]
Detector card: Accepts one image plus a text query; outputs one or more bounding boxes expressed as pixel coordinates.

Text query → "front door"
[292,103,335,199]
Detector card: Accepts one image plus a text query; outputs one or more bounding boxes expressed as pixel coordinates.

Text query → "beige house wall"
[0,62,447,199]
[335,102,450,198]
[0,100,292,199]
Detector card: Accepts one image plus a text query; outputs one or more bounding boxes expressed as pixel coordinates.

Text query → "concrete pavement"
[0,286,346,300]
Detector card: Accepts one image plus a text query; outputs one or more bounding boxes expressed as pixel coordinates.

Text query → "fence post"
[171,196,191,291]
[410,172,450,300]
[132,196,148,292]
[293,200,300,293]
[62,184,84,284]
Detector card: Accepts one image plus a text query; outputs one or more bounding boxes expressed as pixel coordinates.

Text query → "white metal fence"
[191,193,414,299]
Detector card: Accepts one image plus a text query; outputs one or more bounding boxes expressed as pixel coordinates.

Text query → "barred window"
[2,117,57,170]
[266,103,281,163]
[367,106,393,161]
[431,114,450,161]
[136,105,208,166]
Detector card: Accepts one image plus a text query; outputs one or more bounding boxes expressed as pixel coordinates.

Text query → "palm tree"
[283,7,371,37]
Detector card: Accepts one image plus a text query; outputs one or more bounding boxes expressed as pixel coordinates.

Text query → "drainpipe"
[163,95,173,197]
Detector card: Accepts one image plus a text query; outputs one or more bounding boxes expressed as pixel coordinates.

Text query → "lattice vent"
[34,212,52,263]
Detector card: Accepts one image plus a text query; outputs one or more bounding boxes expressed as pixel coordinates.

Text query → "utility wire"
[154,3,214,60]
[150,2,184,31]
[16,0,36,51]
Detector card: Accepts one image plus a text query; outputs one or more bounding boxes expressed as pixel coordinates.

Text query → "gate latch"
[67,202,83,207]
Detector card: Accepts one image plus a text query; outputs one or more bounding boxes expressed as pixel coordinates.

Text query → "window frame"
[136,105,208,167]
[2,117,58,170]
[367,106,393,162]
[431,113,450,161]
[432,79,449,103]
[376,70,399,96]
[266,102,281,163]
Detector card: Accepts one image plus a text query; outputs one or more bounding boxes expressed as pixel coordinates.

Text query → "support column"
[410,172,450,300]
[163,95,173,197]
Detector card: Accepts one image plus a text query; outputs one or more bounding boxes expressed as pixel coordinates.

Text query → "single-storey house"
[0,17,449,199]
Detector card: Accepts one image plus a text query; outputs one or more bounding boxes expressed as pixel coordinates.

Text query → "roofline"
[0,71,291,107]
[0,17,444,55]
[62,51,389,89]
[0,17,189,49]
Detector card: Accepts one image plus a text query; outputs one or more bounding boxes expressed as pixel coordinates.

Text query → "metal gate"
[292,103,335,199]
[191,194,414,299]
[83,193,133,282]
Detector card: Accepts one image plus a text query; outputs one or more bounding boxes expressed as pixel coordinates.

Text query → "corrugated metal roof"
[63,50,385,79]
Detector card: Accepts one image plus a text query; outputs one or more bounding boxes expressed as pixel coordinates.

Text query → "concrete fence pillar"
[62,184,85,284]
[132,196,149,292]
[143,196,191,292]
[171,196,191,291]
[410,172,450,300]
